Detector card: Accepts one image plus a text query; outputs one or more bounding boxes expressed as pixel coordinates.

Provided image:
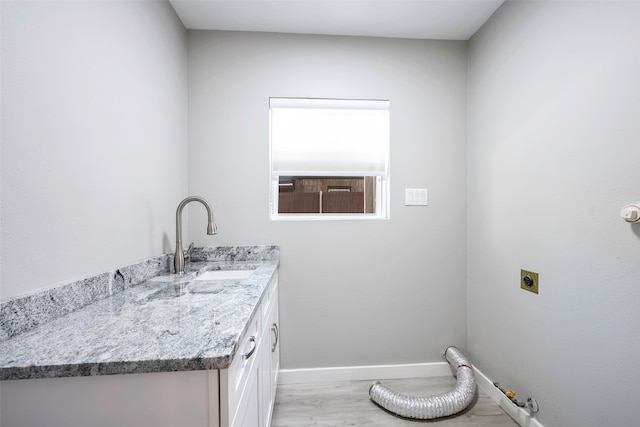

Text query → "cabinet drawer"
[261,271,278,318]
[226,312,261,423]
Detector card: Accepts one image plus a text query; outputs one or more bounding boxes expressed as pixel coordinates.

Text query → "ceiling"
[169,0,505,41]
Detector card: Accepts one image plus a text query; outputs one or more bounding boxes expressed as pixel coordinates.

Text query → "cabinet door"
[260,297,280,427]
[260,319,272,427]
[233,362,260,427]
[1,370,216,427]
[270,298,280,398]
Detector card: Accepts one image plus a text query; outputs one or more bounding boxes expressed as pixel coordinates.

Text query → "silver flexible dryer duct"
[369,346,476,420]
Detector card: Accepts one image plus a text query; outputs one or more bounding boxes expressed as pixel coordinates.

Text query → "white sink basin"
[195,269,255,281]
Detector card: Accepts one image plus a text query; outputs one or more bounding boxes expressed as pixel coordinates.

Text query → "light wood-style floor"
[271,376,519,426]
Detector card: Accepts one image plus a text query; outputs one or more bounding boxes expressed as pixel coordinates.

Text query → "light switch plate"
[405,188,428,206]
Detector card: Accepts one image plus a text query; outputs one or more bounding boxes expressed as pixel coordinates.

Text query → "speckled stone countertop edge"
[0,246,279,381]
[0,260,278,381]
[0,357,232,381]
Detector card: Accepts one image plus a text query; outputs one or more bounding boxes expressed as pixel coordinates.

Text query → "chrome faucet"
[174,196,217,274]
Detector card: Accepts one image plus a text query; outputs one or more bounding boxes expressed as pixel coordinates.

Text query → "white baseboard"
[278,362,544,427]
[473,366,545,427]
[278,361,451,384]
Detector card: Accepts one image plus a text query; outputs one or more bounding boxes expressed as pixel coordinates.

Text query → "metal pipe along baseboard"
[369,346,476,420]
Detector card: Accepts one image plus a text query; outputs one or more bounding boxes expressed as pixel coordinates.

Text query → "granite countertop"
[0,259,278,381]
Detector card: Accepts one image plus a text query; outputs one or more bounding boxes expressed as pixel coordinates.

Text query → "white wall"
[0,1,188,299]
[468,2,640,426]
[187,31,468,369]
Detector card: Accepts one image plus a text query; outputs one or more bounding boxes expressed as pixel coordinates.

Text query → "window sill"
[270,213,388,221]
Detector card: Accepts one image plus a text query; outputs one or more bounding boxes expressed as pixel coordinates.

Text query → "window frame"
[269,97,390,221]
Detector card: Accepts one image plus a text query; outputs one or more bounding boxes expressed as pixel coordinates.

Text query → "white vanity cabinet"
[220,270,280,427]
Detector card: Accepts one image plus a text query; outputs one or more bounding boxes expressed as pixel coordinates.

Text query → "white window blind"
[270,98,390,176]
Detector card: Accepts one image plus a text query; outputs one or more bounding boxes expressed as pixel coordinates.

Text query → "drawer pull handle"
[243,336,256,360]
[271,323,279,352]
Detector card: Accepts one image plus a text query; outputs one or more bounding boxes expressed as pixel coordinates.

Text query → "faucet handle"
[184,242,195,259]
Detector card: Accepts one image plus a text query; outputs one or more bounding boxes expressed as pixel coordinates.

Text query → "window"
[269,98,390,220]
